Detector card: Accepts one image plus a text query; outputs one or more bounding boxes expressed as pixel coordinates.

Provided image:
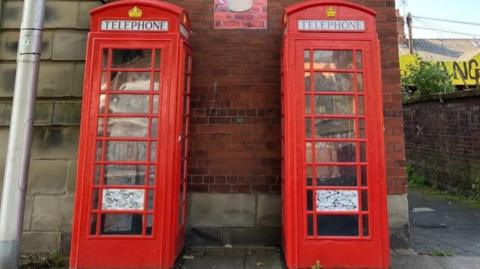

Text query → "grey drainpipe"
[0,0,45,268]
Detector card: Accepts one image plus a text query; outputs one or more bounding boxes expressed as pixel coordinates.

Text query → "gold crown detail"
[326,6,337,17]
[128,6,143,19]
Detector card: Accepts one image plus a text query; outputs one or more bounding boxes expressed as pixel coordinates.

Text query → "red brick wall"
[167,0,406,195]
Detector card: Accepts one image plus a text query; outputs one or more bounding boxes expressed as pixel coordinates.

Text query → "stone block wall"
[0,0,408,254]
[0,0,100,253]
[404,91,480,195]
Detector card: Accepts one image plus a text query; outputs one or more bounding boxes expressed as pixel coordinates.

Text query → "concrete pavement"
[176,246,480,269]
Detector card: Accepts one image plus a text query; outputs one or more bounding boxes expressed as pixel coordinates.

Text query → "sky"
[395,0,480,39]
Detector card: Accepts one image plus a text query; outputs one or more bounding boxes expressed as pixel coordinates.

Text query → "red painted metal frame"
[282,1,389,268]
[70,1,191,268]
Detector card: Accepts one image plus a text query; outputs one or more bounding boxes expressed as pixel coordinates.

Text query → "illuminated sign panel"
[101,20,169,31]
[298,20,365,32]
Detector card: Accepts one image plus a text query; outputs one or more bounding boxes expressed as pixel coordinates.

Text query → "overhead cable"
[413,16,480,27]
[412,26,479,37]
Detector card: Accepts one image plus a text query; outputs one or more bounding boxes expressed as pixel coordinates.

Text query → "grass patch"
[311,261,323,269]
[406,165,428,187]
[407,165,480,208]
[411,185,480,209]
[430,247,454,257]
[20,252,68,269]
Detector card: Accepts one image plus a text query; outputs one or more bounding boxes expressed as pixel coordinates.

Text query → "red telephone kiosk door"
[70,1,192,268]
[281,1,389,268]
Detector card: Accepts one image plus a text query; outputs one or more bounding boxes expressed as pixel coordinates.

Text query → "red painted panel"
[70,1,191,268]
[282,1,389,268]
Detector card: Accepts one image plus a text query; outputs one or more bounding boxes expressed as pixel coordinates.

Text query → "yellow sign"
[128,6,143,19]
[400,54,480,86]
[326,7,337,18]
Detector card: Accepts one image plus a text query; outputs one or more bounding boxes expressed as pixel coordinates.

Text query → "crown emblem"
[326,6,337,17]
[128,6,143,19]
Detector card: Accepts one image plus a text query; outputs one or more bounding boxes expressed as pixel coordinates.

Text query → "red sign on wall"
[214,0,267,29]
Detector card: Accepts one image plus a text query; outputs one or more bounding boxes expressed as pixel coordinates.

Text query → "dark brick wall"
[403,91,480,194]
[166,0,407,195]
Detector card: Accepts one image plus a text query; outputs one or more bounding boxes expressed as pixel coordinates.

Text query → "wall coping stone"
[403,89,480,105]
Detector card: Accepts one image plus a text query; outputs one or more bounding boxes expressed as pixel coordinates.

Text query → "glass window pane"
[91,188,99,209]
[360,143,367,162]
[146,214,154,235]
[306,166,313,186]
[361,166,367,186]
[106,141,147,161]
[110,72,151,91]
[104,165,146,185]
[358,119,366,138]
[357,73,364,92]
[93,165,101,185]
[314,119,355,138]
[154,72,161,91]
[151,118,158,138]
[316,166,357,186]
[97,118,105,136]
[102,49,109,68]
[101,72,108,91]
[315,142,356,163]
[305,118,312,138]
[148,166,156,186]
[305,72,311,92]
[314,73,353,92]
[147,190,154,210]
[306,142,312,163]
[112,49,152,68]
[356,51,363,69]
[313,50,353,70]
[99,94,106,113]
[107,118,148,137]
[100,213,143,235]
[362,190,368,211]
[307,215,314,236]
[305,95,311,114]
[357,96,365,115]
[307,190,313,211]
[109,94,148,114]
[150,142,157,161]
[96,141,103,161]
[154,49,161,69]
[90,213,97,235]
[153,95,159,114]
[315,96,354,115]
[317,215,359,236]
[362,215,369,236]
[304,50,311,69]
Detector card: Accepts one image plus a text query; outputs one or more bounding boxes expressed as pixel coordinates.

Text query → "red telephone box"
[281,1,389,268]
[70,1,191,268]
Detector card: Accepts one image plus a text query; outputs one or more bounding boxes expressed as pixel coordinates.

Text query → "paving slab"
[179,255,245,269]
[244,253,285,269]
[433,256,480,269]
[390,255,444,269]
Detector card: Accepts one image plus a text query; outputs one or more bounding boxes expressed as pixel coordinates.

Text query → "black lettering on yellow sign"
[437,59,480,81]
